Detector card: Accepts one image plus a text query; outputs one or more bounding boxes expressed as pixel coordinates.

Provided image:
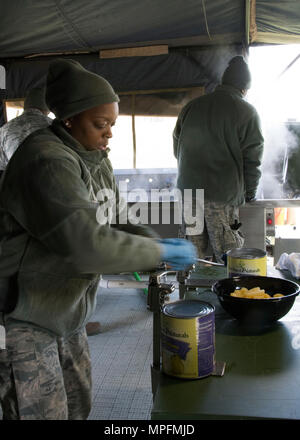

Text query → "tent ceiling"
[254,1,300,44]
[1,1,300,60]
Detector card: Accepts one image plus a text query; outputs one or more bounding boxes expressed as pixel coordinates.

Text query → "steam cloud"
[257,121,298,199]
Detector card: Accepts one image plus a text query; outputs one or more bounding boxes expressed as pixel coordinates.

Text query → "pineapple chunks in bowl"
[230,287,284,299]
[212,276,300,324]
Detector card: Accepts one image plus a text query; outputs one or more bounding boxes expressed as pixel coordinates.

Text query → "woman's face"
[65,102,119,152]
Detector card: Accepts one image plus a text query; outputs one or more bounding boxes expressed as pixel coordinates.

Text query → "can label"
[161,302,215,379]
[227,248,267,277]
[227,256,267,277]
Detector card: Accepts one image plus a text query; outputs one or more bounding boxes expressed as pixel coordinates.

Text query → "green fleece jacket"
[0,119,161,336]
[173,84,264,205]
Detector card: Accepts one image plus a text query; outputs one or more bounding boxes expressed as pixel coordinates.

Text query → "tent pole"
[131,94,136,168]
[245,0,251,46]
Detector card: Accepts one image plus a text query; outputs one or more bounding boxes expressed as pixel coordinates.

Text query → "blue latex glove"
[159,238,198,270]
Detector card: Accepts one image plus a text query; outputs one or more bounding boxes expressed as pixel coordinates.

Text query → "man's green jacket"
[173,84,264,205]
[0,120,161,336]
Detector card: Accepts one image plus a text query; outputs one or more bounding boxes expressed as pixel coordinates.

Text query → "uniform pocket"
[222,224,245,252]
[12,273,99,337]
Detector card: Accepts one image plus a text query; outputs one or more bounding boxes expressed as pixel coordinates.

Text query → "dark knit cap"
[24,87,49,112]
[46,59,119,119]
[222,56,251,91]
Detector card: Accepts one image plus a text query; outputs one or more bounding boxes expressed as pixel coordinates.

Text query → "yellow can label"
[161,313,215,379]
[228,256,267,277]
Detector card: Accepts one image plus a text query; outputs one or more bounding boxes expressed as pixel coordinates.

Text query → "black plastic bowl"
[212,276,300,326]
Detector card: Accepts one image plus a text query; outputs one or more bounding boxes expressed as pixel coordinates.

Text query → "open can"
[227,248,267,277]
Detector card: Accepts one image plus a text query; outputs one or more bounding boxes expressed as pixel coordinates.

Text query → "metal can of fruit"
[161,300,215,379]
[227,248,267,277]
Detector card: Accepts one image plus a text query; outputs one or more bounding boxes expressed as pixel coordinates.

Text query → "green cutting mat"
[190,263,227,280]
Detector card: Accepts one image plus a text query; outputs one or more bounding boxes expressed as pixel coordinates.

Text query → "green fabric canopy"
[0,1,299,59]
[1,1,300,126]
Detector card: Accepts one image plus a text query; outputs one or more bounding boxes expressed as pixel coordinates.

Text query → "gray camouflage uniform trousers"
[179,200,245,263]
[0,320,92,420]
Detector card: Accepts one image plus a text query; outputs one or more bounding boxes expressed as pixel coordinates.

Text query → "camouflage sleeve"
[0,126,9,170]
[4,157,161,274]
[0,113,52,171]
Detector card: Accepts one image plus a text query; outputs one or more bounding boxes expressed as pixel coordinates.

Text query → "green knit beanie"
[222,56,251,91]
[24,87,49,112]
[46,59,119,120]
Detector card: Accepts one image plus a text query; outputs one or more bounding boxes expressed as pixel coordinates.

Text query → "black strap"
[230,219,242,230]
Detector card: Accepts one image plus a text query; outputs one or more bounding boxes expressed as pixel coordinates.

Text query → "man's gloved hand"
[245,196,256,203]
[159,238,198,270]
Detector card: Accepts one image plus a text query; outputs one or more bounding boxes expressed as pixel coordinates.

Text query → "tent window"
[108,115,134,169]
[135,115,178,168]
[3,99,25,122]
[109,87,204,169]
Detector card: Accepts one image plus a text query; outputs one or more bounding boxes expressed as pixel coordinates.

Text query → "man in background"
[0,87,52,174]
[174,56,264,262]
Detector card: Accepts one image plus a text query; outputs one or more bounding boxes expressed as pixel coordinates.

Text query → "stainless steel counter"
[244,199,300,208]
[151,265,300,421]
[240,200,300,252]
